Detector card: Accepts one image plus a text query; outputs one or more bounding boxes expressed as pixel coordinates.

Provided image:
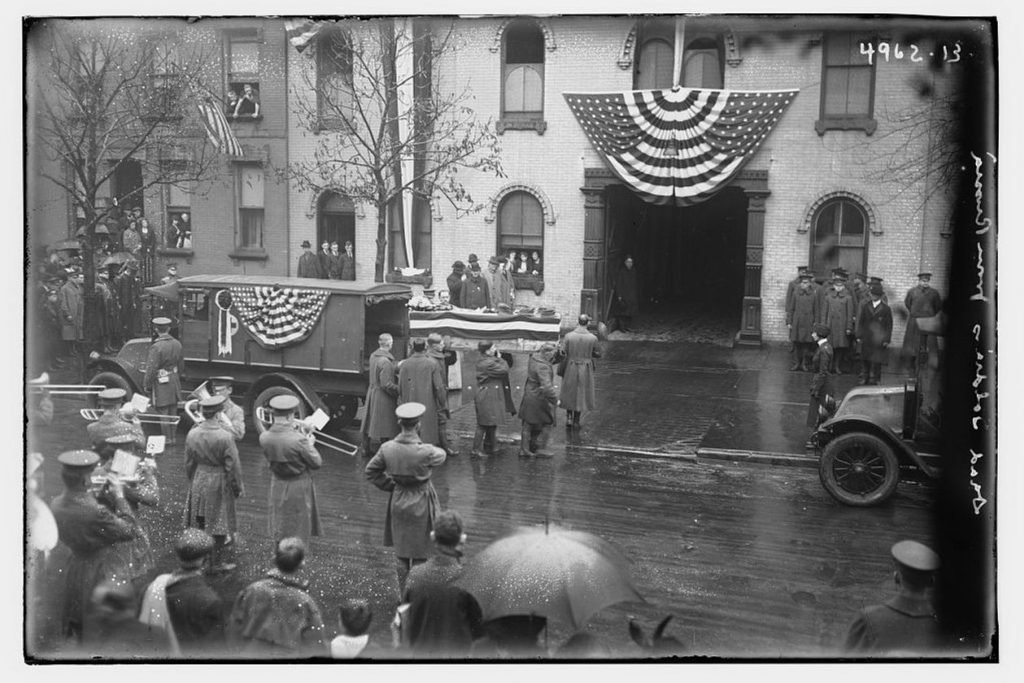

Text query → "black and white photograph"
[18,2,1006,666]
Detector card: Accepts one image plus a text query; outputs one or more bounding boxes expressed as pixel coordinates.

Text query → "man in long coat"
[362,333,400,457]
[210,376,245,441]
[49,450,138,641]
[398,338,447,446]
[144,316,183,445]
[365,402,447,594]
[484,256,513,309]
[446,261,466,305]
[115,260,143,340]
[259,394,323,544]
[327,242,343,279]
[428,333,459,457]
[297,240,323,278]
[460,264,490,309]
[472,341,515,457]
[58,268,85,361]
[815,268,839,323]
[806,324,835,428]
[519,343,559,458]
[822,275,857,374]
[183,395,243,574]
[340,241,356,280]
[856,284,894,386]
[786,273,818,371]
[901,272,943,372]
[785,265,809,312]
[613,255,640,332]
[318,241,332,279]
[559,314,601,430]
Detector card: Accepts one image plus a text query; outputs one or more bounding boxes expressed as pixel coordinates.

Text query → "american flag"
[565,87,798,206]
[197,99,243,157]
[285,18,324,53]
[230,286,330,349]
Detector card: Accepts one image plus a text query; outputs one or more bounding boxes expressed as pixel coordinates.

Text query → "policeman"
[209,376,245,441]
[845,540,945,655]
[87,387,146,458]
[144,317,183,445]
[259,394,323,544]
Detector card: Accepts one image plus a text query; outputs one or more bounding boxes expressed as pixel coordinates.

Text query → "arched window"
[811,197,868,277]
[498,191,544,276]
[316,28,353,126]
[502,20,544,119]
[636,38,674,90]
[682,38,723,89]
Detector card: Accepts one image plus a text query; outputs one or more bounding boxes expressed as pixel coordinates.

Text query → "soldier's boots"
[471,426,487,458]
[518,424,535,458]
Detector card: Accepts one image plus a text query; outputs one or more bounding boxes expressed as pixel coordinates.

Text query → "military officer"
[901,272,943,373]
[472,341,515,458]
[259,394,323,544]
[558,314,601,430]
[518,342,559,458]
[362,333,400,458]
[427,332,459,457]
[845,540,945,655]
[144,317,183,445]
[87,387,146,458]
[786,272,818,372]
[364,402,447,595]
[398,338,447,447]
[209,376,245,441]
[822,273,857,374]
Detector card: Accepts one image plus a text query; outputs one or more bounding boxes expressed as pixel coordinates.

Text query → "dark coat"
[806,340,835,427]
[183,421,243,536]
[519,352,558,426]
[787,286,818,343]
[297,251,323,278]
[58,280,85,341]
[339,253,356,280]
[402,550,484,658]
[902,285,943,354]
[398,352,447,445]
[559,326,600,411]
[87,412,147,457]
[327,253,343,279]
[614,266,640,317]
[845,594,945,655]
[365,432,446,558]
[260,424,323,542]
[363,348,400,439]
[228,569,327,658]
[318,250,332,278]
[823,288,857,349]
[815,282,834,323]
[165,571,225,655]
[446,270,464,304]
[144,332,184,408]
[459,273,490,309]
[474,355,515,426]
[115,272,143,336]
[856,299,894,364]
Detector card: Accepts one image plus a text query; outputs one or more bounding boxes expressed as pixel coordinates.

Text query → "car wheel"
[321,394,359,432]
[819,432,900,506]
[87,371,132,409]
[253,386,308,436]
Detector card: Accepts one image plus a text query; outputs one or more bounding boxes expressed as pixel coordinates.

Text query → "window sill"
[156,247,195,264]
[497,118,547,135]
[227,114,264,123]
[512,273,545,295]
[815,117,877,136]
[229,248,269,261]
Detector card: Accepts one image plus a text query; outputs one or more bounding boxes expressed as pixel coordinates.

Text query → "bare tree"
[286,18,505,282]
[30,18,224,294]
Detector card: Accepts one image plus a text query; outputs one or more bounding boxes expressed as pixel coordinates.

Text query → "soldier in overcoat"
[259,394,322,544]
[144,316,183,445]
[210,376,245,441]
[806,324,835,428]
[365,403,447,594]
[901,272,943,372]
[87,387,146,457]
[58,268,85,357]
[855,284,894,385]
[786,273,818,371]
[822,275,857,374]
[428,333,459,457]
[558,314,601,429]
[362,333,400,457]
[518,343,559,458]
[398,338,447,446]
[471,341,515,457]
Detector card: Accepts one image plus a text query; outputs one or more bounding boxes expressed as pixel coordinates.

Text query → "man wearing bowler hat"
[209,376,245,441]
[845,540,945,655]
[145,316,183,445]
[806,323,834,428]
[901,272,943,373]
[259,394,323,544]
[855,284,893,385]
[365,402,447,594]
[297,240,323,278]
[87,387,146,457]
[49,450,139,640]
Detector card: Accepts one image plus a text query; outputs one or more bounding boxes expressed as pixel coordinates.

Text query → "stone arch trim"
[801,190,880,236]
[617,22,743,71]
[483,183,556,226]
[617,23,638,69]
[306,188,363,220]
[489,17,557,53]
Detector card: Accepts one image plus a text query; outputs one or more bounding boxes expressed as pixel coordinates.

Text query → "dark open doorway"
[604,185,748,343]
[113,158,144,212]
[318,192,356,257]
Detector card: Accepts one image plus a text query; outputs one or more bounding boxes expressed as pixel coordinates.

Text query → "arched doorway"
[318,192,355,255]
[113,158,143,211]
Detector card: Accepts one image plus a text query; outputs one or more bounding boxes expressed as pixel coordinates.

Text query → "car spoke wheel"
[819,432,900,506]
[253,386,308,436]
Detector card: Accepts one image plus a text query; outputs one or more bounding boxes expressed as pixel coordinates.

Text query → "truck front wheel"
[253,386,308,436]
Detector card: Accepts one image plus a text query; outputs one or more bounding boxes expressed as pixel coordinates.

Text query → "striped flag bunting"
[565,87,798,207]
[285,18,324,53]
[409,310,562,342]
[230,285,330,349]
[197,99,244,157]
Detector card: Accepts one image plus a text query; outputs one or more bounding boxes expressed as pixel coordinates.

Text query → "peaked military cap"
[152,316,172,326]
[869,284,885,296]
[891,540,940,572]
[209,376,235,386]
[268,394,300,412]
[396,402,426,420]
[97,387,127,403]
[917,272,932,279]
[199,394,227,409]
[104,433,138,446]
[58,450,100,470]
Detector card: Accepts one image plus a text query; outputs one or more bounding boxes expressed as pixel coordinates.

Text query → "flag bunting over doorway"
[564,87,798,207]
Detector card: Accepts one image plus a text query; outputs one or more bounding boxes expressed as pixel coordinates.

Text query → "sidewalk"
[445,340,889,466]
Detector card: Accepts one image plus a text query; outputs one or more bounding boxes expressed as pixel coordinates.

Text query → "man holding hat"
[472,341,515,458]
[365,402,447,594]
[558,314,601,430]
[362,333,400,458]
[447,261,466,305]
[459,261,490,309]
[183,394,243,574]
[822,272,857,374]
[901,272,943,373]
[145,316,183,445]
[855,283,894,385]
[806,323,835,428]
[49,450,139,640]
[87,387,146,457]
[297,240,323,278]
[259,393,323,544]
[518,342,559,458]
[210,376,245,441]
[786,272,818,372]
[398,338,447,447]
[845,540,945,655]
[428,333,459,457]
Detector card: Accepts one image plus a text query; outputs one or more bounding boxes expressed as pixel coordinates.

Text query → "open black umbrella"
[457,524,644,630]
[101,251,133,268]
[144,280,179,301]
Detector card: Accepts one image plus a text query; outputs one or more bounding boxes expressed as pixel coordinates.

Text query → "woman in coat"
[472,342,515,457]
[518,343,559,457]
[823,276,857,374]
[613,255,640,332]
[558,314,601,429]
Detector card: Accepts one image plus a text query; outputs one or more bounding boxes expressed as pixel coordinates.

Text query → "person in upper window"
[177,213,192,249]
[528,250,542,276]
[225,89,239,117]
[166,216,182,249]
[234,83,260,119]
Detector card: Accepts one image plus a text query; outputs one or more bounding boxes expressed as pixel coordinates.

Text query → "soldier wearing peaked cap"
[365,401,447,594]
[845,540,946,655]
[427,332,459,457]
[362,333,400,458]
[259,392,323,544]
[145,316,183,445]
[87,387,146,458]
[901,272,943,373]
[209,376,245,441]
[49,450,139,640]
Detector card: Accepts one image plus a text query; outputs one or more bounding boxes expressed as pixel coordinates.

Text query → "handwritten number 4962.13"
[858,41,962,66]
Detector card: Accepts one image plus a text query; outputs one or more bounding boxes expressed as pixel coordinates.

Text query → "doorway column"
[737,189,769,347]
[580,186,606,320]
